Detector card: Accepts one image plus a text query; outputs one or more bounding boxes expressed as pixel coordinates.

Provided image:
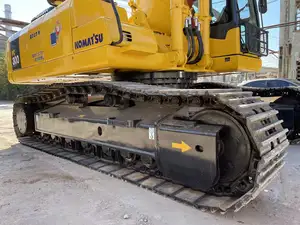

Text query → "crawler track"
[15,81,289,213]
[17,135,283,214]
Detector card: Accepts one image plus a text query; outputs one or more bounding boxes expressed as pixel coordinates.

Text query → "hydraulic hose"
[184,27,192,60]
[184,17,195,63]
[187,29,204,64]
[187,26,195,62]
[109,0,123,46]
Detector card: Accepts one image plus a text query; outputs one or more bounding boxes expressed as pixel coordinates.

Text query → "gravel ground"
[0,102,300,225]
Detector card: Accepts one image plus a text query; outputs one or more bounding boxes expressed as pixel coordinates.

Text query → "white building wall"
[279,0,300,79]
[290,32,300,79]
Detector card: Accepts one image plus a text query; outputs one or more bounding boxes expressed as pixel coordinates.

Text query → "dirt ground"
[1,101,300,225]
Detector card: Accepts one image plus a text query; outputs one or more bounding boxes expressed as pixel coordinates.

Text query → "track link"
[15,81,288,213]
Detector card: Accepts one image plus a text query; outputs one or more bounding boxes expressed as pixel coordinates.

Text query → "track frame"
[14,81,289,213]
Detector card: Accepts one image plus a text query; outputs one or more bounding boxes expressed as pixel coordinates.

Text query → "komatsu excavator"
[6,0,288,212]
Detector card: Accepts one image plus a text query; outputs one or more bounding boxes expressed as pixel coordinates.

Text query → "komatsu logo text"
[74,33,103,49]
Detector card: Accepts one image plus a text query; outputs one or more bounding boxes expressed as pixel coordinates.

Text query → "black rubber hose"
[184,27,192,60]
[187,30,204,64]
[110,0,123,46]
[187,26,195,62]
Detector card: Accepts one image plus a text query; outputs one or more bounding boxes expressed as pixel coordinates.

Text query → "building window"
[296,9,300,31]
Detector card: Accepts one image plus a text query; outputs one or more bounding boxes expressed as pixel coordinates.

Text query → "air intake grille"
[123,31,132,42]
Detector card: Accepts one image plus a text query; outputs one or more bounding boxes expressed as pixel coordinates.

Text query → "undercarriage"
[12,80,288,213]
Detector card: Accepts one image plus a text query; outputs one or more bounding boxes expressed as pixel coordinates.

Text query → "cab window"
[267,80,295,88]
[211,0,229,24]
[237,0,259,26]
[244,80,267,87]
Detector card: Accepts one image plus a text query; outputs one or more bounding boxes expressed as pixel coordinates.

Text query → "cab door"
[209,0,267,72]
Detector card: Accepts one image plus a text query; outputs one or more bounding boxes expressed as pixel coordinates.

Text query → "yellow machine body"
[6,0,262,84]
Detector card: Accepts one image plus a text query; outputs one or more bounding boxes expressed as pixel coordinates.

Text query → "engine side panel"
[7,0,165,84]
[7,1,73,75]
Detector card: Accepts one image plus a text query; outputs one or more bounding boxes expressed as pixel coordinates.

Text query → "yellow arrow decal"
[172,141,191,153]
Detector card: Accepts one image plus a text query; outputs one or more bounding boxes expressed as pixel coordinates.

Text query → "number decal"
[12,55,20,67]
[10,38,22,70]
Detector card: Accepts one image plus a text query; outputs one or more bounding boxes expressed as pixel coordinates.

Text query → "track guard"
[157,121,223,191]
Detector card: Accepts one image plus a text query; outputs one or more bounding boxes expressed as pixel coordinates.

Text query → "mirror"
[258,0,268,14]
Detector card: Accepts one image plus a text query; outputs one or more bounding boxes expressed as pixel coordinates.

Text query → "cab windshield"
[193,0,260,27]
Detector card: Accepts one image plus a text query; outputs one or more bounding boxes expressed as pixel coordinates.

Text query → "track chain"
[15,81,289,213]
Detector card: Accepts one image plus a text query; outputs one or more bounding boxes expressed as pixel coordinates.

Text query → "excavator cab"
[194,0,269,72]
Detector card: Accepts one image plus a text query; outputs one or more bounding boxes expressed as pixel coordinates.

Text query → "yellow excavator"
[6,0,288,212]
